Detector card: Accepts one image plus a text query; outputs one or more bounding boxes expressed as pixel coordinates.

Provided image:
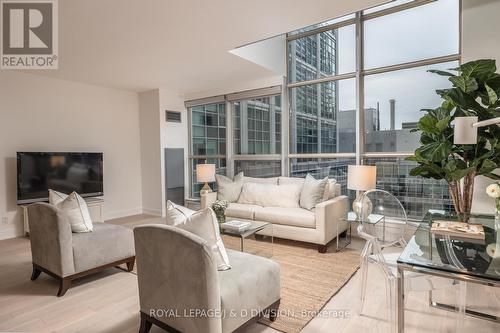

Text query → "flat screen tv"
[17,152,103,204]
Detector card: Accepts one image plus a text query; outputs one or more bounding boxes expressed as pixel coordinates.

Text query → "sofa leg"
[269,300,280,322]
[57,277,71,297]
[31,265,42,281]
[126,257,136,272]
[318,244,328,253]
[139,313,153,333]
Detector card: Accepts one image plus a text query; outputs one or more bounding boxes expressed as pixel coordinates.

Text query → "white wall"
[139,88,187,217]
[463,0,500,214]
[184,75,283,101]
[230,35,286,75]
[0,72,142,239]
[138,89,163,216]
[159,89,189,200]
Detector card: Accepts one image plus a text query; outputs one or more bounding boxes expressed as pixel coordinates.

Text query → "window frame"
[186,0,462,205]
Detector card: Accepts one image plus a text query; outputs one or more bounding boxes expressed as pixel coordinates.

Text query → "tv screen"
[17,152,103,204]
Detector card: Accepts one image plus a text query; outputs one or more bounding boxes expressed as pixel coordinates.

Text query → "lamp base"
[200,182,213,196]
[352,192,372,219]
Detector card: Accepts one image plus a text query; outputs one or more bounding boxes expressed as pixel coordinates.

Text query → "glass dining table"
[396,212,500,332]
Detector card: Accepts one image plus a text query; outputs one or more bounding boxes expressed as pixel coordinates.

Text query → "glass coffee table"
[396,212,500,331]
[220,220,273,257]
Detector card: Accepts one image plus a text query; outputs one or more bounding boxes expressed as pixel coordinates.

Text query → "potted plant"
[211,200,229,224]
[407,59,500,219]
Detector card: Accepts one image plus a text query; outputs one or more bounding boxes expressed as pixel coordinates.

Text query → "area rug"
[127,225,360,333]
[221,236,360,333]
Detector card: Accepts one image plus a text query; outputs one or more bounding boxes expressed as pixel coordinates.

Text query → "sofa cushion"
[72,222,135,273]
[243,176,278,185]
[219,249,280,333]
[216,172,244,202]
[238,182,301,208]
[300,174,329,210]
[225,203,261,220]
[254,207,316,228]
[324,179,341,200]
[278,177,305,187]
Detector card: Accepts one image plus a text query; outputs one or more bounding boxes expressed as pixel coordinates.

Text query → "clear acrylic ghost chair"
[359,189,413,249]
[358,221,466,332]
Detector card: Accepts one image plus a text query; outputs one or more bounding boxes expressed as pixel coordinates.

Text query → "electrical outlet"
[1,217,8,225]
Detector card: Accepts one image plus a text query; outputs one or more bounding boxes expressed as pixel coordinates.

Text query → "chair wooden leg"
[31,265,42,281]
[139,312,153,333]
[126,258,135,272]
[318,244,328,253]
[57,277,71,297]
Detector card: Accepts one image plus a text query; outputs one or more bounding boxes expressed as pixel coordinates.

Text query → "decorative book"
[221,220,252,232]
[431,220,485,240]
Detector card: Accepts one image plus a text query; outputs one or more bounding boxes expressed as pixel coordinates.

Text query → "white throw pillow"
[216,172,244,202]
[48,189,68,205]
[323,179,338,201]
[167,202,231,271]
[49,190,93,233]
[166,200,195,226]
[238,182,301,208]
[300,174,329,210]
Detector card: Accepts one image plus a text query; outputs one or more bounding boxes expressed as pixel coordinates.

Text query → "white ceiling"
[11,0,386,95]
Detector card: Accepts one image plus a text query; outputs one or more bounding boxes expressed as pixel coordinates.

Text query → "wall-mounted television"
[17,152,104,204]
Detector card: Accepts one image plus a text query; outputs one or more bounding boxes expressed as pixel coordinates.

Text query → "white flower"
[486,183,500,198]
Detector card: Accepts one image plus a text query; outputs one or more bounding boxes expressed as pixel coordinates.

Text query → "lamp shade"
[347,165,376,191]
[196,164,215,183]
[454,116,478,144]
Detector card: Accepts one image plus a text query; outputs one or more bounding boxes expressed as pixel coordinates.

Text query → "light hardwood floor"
[0,214,498,333]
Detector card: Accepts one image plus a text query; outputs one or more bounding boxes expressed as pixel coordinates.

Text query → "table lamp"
[454,116,500,144]
[347,165,377,218]
[196,164,216,195]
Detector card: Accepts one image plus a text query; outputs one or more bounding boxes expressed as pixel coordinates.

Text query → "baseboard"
[104,208,143,220]
[0,226,23,240]
[142,207,162,216]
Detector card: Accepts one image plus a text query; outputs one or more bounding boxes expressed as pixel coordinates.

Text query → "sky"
[337,0,459,130]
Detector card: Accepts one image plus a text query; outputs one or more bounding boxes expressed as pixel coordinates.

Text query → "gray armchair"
[28,202,135,296]
[134,224,281,333]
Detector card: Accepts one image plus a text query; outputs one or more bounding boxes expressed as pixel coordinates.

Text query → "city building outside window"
[187,0,460,219]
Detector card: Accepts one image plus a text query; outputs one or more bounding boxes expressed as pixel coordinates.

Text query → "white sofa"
[201,176,348,253]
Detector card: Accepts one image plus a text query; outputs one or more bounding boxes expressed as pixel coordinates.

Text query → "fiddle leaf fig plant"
[406,59,500,216]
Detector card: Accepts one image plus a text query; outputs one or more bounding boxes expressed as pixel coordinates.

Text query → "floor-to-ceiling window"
[186,0,460,219]
[287,0,459,219]
[188,100,227,197]
[232,92,283,178]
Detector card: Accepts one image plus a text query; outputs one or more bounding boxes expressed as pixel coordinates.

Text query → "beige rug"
[221,236,360,333]
[129,233,360,333]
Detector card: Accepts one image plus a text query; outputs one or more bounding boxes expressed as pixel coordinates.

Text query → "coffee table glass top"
[397,212,500,282]
[220,221,271,238]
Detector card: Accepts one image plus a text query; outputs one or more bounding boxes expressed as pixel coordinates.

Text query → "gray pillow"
[215,172,244,202]
[300,174,329,210]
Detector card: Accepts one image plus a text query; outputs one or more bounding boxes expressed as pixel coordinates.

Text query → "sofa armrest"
[201,192,217,209]
[27,203,75,277]
[315,195,349,245]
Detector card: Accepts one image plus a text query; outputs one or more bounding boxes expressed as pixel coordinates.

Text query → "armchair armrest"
[201,192,217,209]
[27,203,75,277]
[315,195,349,245]
[134,224,222,333]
